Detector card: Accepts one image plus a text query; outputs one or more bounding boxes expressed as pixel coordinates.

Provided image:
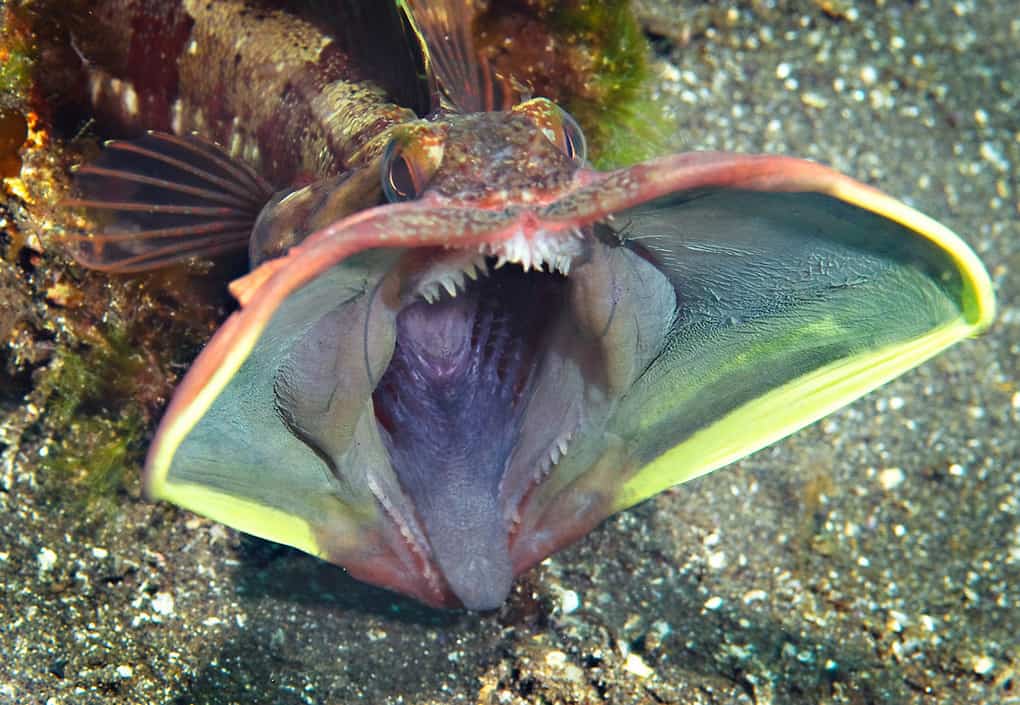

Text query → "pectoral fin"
[64,132,273,272]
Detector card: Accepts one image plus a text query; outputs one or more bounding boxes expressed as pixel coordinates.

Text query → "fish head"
[383,98,586,209]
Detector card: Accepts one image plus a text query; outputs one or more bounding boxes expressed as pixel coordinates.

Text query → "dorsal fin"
[399,0,521,113]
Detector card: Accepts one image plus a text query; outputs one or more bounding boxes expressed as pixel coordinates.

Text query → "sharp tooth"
[494,255,507,269]
[441,276,457,297]
[557,437,569,456]
[424,281,444,303]
[474,257,490,278]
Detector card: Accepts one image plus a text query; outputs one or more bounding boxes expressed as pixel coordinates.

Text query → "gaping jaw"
[143,152,993,611]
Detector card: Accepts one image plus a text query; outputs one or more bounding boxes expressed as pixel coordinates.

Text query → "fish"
[63,0,995,610]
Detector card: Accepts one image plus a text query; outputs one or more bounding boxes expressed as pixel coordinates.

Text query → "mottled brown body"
[80,0,420,186]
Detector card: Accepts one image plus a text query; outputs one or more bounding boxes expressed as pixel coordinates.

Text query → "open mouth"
[273,233,676,609]
[373,260,567,471]
[370,254,582,609]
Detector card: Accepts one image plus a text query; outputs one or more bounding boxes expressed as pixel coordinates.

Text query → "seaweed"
[0,3,35,107]
[475,0,669,168]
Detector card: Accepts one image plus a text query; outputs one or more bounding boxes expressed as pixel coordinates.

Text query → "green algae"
[0,2,37,108]
[41,405,144,515]
[34,327,149,514]
[475,0,669,169]
[540,0,667,168]
[0,47,34,105]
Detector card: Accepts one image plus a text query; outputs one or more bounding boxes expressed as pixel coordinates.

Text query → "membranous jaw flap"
[143,149,992,610]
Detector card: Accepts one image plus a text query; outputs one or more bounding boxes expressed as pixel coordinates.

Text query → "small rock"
[37,547,57,572]
[558,589,580,614]
[151,592,175,616]
[544,650,567,668]
[973,655,995,676]
[704,596,724,610]
[878,467,905,491]
[623,653,654,679]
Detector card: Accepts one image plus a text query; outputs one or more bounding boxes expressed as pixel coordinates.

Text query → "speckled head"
[407,102,587,205]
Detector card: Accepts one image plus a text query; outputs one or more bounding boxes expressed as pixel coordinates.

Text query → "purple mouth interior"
[372,265,565,609]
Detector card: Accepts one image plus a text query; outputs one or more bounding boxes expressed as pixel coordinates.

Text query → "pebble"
[37,547,57,572]
[558,589,580,614]
[972,655,995,676]
[878,468,905,491]
[707,551,728,570]
[704,596,724,611]
[743,589,768,604]
[544,650,567,668]
[151,592,175,616]
[623,653,654,679]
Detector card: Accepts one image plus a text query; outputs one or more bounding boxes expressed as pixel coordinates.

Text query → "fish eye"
[380,128,445,204]
[558,109,587,165]
[513,98,588,166]
[381,140,422,203]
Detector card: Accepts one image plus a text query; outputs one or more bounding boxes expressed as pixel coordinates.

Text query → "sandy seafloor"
[1,1,1018,703]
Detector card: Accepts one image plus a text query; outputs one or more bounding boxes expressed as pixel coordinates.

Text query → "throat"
[371,266,564,608]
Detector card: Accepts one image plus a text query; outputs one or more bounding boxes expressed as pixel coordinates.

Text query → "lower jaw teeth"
[544,429,574,471]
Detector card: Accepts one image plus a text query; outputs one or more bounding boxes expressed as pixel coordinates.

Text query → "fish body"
[64,0,995,610]
[78,0,423,184]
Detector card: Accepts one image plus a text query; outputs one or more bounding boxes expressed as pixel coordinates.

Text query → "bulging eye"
[557,109,587,165]
[382,144,417,202]
[381,129,445,203]
[382,141,423,203]
[513,98,588,166]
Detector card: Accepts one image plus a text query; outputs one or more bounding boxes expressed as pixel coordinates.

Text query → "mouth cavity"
[272,232,676,607]
[371,260,568,609]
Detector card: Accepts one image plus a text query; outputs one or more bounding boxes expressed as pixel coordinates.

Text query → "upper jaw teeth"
[414,252,489,303]
[413,229,584,303]
[480,228,583,276]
